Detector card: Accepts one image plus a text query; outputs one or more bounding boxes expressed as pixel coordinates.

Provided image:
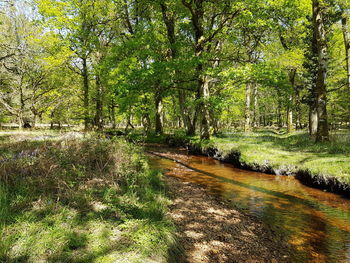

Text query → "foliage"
[0,134,176,262]
[0,0,349,137]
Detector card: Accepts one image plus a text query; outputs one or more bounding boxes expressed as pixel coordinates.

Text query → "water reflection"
[147,147,350,263]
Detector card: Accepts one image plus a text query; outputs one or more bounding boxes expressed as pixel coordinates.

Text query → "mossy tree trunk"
[95,75,103,131]
[161,1,197,136]
[82,57,90,131]
[312,0,329,142]
[341,8,350,89]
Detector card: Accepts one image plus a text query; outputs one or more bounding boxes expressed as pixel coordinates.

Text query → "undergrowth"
[0,134,176,263]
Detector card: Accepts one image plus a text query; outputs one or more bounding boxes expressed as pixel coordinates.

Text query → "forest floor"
[0,131,176,262]
[165,175,291,263]
[0,130,297,263]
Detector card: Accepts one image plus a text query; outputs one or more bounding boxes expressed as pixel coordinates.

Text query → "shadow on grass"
[216,131,350,156]
[0,138,175,263]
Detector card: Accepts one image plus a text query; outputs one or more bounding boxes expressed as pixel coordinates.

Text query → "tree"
[180,0,244,139]
[38,0,116,130]
[312,0,330,142]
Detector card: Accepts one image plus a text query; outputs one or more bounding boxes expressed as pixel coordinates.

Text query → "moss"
[140,130,350,193]
[206,131,350,183]
[182,131,349,193]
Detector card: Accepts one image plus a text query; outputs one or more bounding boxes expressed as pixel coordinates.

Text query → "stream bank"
[163,135,350,197]
[147,145,350,262]
[165,175,291,263]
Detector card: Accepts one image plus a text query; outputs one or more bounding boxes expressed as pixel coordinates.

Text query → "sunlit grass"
[193,130,350,184]
[120,128,350,185]
[0,133,176,262]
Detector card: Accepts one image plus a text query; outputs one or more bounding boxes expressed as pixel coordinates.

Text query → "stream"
[146,145,350,263]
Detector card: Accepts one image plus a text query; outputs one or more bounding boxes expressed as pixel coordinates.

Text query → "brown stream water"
[146,146,350,263]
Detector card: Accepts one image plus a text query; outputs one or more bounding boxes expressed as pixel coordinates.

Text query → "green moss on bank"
[0,134,176,262]
[131,129,350,187]
[190,130,350,185]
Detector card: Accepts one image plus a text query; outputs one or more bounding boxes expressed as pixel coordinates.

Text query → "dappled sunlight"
[0,136,176,262]
[148,147,350,262]
[165,175,289,262]
[215,132,350,179]
[2,0,350,261]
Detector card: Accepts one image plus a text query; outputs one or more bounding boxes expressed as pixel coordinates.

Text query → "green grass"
[189,129,350,185]
[0,132,177,263]
[109,128,350,185]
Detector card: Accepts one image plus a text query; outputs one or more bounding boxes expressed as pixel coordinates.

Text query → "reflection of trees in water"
[346,244,350,262]
[148,150,350,262]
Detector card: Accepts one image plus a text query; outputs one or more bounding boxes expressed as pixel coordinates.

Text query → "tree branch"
[0,53,15,62]
[0,94,18,116]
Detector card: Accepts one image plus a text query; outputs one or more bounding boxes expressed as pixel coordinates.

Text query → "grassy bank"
[130,129,350,192]
[0,131,176,262]
[188,130,350,190]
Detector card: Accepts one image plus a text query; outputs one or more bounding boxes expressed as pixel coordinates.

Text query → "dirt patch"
[165,176,292,263]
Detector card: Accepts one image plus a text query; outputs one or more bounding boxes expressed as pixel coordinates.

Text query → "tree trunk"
[252,85,259,128]
[341,10,350,89]
[124,113,135,132]
[82,57,90,130]
[178,90,191,133]
[313,0,329,142]
[178,90,198,136]
[33,114,37,128]
[199,76,210,140]
[18,112,24,130]
[161,2,198,135]
[277,102,282,128]
[18,87,25,129]
[287,70,296,133]
[142,113,151,134]
[287,96,293,133]
[309,101,318,136]
[210,109,219,135]
[262,106,266,127]
[196,60,210,139]
[110,98,116,129]
[95,75,103,131]
[295,86,302,129]
[183,0,210,140]
[244,83,252,132]
[155,92,163,134]
[187,122,196,136]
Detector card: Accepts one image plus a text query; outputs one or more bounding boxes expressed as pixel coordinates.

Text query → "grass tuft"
[190,130,350,185]
[0,132,177,262]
